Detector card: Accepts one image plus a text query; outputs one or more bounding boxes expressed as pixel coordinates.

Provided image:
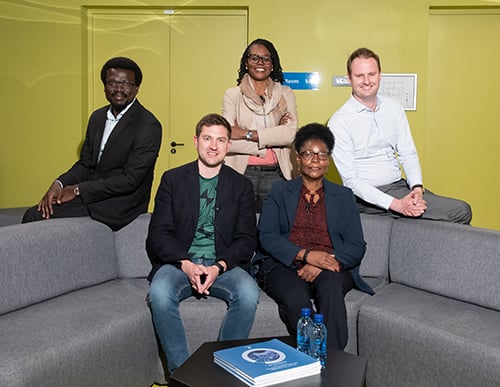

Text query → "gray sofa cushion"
[114,213,152,278]
[0,279,163,387]
[389,219,500,311]
[0,219,118,315]
[358,283,500,387]
[344,277,387,354]
[359,214,393,280]
[0,207,27,227]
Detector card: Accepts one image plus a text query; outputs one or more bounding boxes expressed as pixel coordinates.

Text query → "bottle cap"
[301,307,311,316]
[314,313,324,323]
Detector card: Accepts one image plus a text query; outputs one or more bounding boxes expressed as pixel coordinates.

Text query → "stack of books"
[213,338,321,386]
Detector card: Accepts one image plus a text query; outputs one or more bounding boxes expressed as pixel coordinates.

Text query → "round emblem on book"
[242,348,286,364]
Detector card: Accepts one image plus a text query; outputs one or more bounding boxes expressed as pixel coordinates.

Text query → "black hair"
[294,123,335,153]
[100,57,143,86]
[195,113,232,138]
[236,38,284,85]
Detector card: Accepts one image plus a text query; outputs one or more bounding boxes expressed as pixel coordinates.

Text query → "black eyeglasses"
[298,150,331,161]
[106,80,136,88]
[247,54,272,65]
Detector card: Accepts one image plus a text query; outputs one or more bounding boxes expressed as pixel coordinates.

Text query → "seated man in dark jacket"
[22,57,162,230]
[146,113,259,374]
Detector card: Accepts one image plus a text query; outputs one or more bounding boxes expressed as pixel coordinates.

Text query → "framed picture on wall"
[379,73,417,111]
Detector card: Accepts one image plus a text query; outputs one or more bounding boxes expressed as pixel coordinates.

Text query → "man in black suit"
[146,113,259,374]
[22,57,162,230]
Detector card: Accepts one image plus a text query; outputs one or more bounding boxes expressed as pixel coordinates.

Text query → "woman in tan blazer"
[222,38,298,212]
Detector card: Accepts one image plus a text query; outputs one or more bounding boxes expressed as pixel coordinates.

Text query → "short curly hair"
[100,57,143,86]
[294,123,335,153]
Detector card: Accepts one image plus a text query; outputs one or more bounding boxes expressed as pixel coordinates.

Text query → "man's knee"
[237,275,260,307]
[225,270,260,312]
[149,270,179,310]
[22,206,43,223]
[148,284,170,312]
[428,196,473,224]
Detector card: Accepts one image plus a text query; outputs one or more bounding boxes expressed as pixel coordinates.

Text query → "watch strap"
[213,262,225,276]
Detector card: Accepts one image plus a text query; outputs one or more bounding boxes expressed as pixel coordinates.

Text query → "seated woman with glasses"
[254,123,374,351]
[222,38,298,212]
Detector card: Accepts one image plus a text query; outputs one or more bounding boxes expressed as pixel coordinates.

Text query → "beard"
[106,91,132,114]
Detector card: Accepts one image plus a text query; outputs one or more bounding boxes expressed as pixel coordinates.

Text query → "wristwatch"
[213,262,225,276]
[74,185,80,196]
[245,130,253,141]
[411,184,425,193]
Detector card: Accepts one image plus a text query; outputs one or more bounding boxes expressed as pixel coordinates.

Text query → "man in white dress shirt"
[328,47,471,224]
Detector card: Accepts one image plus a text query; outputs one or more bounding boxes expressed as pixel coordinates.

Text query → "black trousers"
[244,165,284,213]
[22,197,90,223]
[256,258,354,350]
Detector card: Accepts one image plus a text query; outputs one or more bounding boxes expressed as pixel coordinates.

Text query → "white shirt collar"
[106,98,136,121]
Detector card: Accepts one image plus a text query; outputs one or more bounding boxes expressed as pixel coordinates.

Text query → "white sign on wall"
[379,73,418,111]
[332,73,418,111]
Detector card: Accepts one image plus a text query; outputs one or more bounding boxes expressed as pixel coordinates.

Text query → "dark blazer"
[257,177,374,295]
[58,100,162,230]
[146,161,257,280]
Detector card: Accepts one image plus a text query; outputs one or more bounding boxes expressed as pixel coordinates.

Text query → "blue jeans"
[149,264,260,373]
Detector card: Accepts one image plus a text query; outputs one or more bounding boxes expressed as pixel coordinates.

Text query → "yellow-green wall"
[1,0,498,230]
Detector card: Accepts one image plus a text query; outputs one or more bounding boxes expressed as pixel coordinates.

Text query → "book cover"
[213,338,321,386]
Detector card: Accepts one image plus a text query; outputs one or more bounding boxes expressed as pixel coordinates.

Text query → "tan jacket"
[222,79,298,180]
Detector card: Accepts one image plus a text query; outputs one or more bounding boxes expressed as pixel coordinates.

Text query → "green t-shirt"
[188,175,219,265]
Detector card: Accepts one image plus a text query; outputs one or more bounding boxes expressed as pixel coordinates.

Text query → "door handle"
[170,141,185,154]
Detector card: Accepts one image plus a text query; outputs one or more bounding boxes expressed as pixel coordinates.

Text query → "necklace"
[301,186,323,211]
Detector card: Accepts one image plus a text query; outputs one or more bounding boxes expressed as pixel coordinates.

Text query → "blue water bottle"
[310,313,327,368]
[296,307,313,354]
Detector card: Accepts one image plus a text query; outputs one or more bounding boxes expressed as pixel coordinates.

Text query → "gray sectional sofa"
[358,219,500,386]
[0,213,287,387]
[0,211,498,387]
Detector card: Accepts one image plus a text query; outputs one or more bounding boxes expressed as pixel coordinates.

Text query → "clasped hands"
[37,181,78,219]
[390,187,427,217]
[181,260,222,295]
[297,250,342,283]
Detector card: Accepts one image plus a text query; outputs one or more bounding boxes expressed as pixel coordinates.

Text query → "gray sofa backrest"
[114,213,152,278]
[389,219,500,311]
[0,218,118,315]
[359,214,393,280]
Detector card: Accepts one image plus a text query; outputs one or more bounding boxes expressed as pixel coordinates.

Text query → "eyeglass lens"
[106,80,135,88]
[300,150,330,160]
[247,54,272,64]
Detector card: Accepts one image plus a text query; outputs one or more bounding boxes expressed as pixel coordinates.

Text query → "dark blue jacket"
[256,177,374,295]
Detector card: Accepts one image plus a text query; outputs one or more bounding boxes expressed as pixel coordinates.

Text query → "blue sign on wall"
[283,72,320,90]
